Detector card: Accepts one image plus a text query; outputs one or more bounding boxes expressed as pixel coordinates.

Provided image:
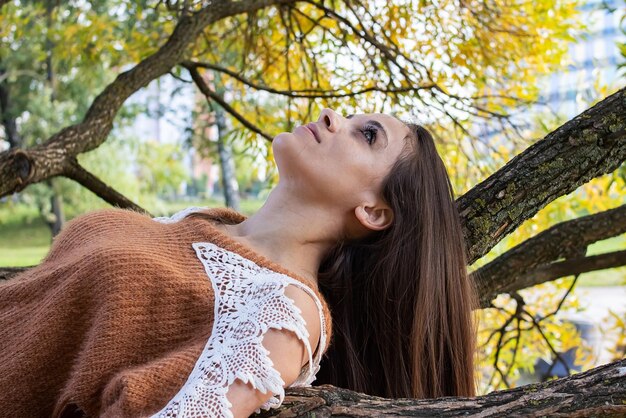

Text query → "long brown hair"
[313,123,478,398]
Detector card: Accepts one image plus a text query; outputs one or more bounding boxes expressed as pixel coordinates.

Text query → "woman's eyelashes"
[361,125,378,145]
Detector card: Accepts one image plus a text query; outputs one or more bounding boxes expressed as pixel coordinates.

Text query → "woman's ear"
[354,204,394,232]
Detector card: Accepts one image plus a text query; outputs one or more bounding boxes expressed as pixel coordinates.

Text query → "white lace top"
[148,207,328,418]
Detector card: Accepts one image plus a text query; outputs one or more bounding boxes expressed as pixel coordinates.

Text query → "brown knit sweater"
[0,207,333,418]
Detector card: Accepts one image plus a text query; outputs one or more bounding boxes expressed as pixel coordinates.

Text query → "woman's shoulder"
[60,206,219,240]
[156,206,334,357]
[186,237,334,359]
[72,205,333,360]
[43,208,148,258]
[148,206,334,413]
[62,207,152,234]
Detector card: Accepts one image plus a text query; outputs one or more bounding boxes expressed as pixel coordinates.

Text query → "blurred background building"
[476,0,625,140]
[122,73,221,199]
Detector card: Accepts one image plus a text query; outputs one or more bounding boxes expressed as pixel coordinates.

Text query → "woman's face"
[272,108,410,212]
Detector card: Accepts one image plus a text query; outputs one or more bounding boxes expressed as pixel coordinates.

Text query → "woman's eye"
[362,127,377,145]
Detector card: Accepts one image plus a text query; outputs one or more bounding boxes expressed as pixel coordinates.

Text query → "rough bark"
[257,359,626,417]
[472,203,626,305]
[457,87,626,265]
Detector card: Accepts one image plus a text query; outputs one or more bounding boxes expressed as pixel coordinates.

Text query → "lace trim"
[152,206,211,224]
[150,208,327,417]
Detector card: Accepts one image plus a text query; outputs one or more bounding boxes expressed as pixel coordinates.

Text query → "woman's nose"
[318,108,341,132]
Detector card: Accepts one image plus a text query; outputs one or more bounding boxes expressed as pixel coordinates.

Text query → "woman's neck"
[216,185,340,287]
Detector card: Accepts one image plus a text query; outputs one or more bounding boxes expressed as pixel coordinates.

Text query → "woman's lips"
[305,123,321,143]
[297,124,320,143]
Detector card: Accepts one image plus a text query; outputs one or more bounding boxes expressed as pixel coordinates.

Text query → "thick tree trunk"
[0,68,22,149]
[46,180,65,237]
[42,4,65,237]
[258,358,626,417]
[215,95,241,210]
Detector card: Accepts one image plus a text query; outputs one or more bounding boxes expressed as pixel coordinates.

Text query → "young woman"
[0,108,477,417]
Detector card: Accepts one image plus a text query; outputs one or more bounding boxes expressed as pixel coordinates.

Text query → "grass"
[577,234,626,287]
[161,197,264,216]
[0,198,266,267]
[0,246,51,267]
[0,208,52,267]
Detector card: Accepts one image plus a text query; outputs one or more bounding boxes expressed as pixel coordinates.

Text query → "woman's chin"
[271,131,295,153]
[272,131,314,161]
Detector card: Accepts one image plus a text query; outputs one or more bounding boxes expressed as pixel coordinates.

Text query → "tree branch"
[63,160,148,214]
[184,60,437,98]
[472,203,626,306]
[184,63,275,142]
[257,358,626,416]
[506,250,626,296]
[457,86,626,265]
[0,0,297,198]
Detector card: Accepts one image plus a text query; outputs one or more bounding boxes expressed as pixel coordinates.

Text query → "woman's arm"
[226,284,322,418]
